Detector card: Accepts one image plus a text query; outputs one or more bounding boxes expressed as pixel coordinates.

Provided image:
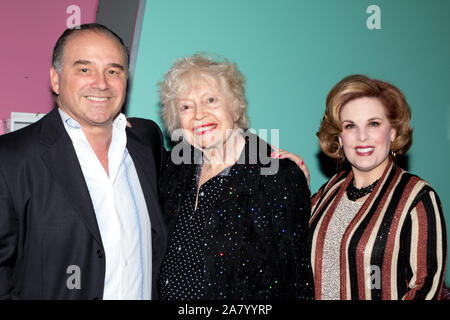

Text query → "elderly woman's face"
[177,73,239,151]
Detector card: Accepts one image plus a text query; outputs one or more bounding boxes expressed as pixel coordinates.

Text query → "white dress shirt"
[59,109,152,300]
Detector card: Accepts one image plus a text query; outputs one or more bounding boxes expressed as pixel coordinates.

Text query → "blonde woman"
[278,74,447,300]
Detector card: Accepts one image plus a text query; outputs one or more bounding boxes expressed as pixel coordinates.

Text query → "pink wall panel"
[0,0,98,125]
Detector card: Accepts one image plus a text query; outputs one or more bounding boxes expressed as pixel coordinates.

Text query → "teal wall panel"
[127,0,450,285]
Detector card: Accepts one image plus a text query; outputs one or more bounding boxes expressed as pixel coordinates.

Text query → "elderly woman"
[155,53,313,300]
[279,74,447,300]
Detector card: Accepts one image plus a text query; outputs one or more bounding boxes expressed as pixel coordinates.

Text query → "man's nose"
[91,72,109,90]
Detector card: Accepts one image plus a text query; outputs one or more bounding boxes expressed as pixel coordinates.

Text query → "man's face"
[50,31,127,130]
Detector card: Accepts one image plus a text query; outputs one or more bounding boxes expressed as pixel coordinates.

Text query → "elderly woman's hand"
[271,149,310,187]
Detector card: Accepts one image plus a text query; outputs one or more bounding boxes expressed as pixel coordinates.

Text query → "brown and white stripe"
[309,161,447,300]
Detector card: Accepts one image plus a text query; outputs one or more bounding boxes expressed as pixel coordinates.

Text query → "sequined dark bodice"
[157,135,313,300]
[158,165,231,300]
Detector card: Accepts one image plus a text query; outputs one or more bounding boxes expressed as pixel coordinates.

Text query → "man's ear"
[50,67,60,95]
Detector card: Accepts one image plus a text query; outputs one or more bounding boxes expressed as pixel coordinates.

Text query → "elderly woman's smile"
[193,122,218,135]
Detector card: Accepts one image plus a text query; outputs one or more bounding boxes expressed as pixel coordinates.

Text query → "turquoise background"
[127,0,450,285]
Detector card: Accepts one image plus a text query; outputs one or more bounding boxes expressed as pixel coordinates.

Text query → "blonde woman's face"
[338,97,396,180]
[176,73,239,151]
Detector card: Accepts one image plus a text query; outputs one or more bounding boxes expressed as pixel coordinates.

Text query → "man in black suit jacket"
[0,24,166,299]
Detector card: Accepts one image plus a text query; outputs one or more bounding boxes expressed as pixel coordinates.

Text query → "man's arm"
[0,168,18,299]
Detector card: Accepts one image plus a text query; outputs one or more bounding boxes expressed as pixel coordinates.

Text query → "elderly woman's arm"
[264,161,314,299]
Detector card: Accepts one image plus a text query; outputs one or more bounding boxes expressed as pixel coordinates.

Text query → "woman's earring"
[390,135,397,159]
[338,143,344,158]
[391,148,396,159]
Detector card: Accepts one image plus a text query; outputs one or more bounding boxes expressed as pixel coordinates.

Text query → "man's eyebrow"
[72,60,125,71]
[73,60,91,66]
[109,63,125,71]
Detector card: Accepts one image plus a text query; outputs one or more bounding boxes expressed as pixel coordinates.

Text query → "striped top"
[309,160,447,300]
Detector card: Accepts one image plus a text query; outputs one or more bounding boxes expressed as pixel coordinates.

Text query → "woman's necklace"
[346,178,379,201]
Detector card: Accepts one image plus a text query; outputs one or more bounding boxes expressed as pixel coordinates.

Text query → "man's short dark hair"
[52,23,129,74]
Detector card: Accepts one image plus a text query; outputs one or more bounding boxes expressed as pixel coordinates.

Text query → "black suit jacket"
[0,108,167,299]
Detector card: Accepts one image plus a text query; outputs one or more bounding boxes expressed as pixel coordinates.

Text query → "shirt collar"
[58,108,81,129]
[57,108,128,182]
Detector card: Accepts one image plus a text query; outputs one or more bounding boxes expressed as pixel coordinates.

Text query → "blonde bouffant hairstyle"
[159,53,249,135]
[317,74,413,162]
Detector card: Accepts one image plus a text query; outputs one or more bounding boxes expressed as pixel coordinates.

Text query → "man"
[0,24,166,299]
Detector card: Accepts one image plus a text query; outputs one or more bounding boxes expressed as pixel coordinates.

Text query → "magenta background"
[0,0,99,121]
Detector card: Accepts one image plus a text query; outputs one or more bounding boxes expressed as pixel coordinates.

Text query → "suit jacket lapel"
[126,128,166,241]
[40,108,103,246]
